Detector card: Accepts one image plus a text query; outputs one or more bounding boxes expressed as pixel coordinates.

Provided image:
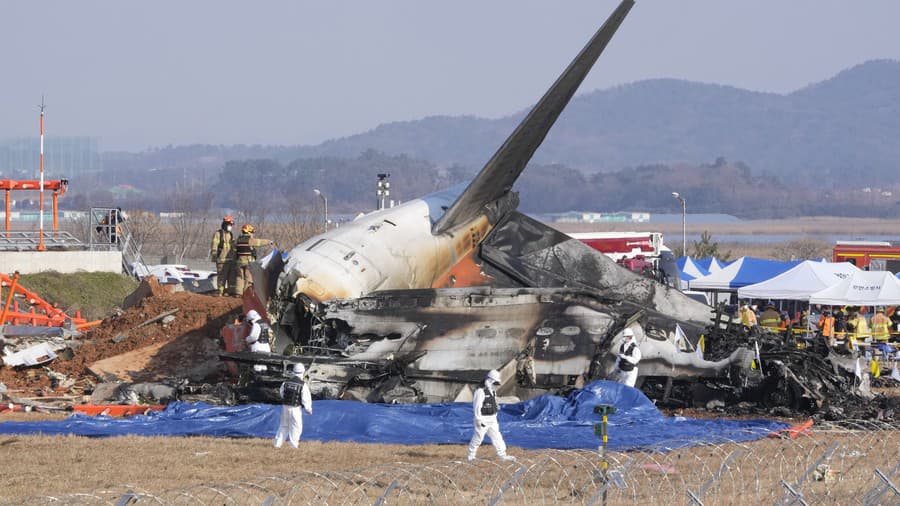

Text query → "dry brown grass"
[0,428,896,504]
[0,435,463,501]
[0,412,67,422]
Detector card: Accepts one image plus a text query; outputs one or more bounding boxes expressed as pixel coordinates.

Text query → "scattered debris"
[0,273,895,424]
[142,264,217,295]
[135,309,180,329]
[90,380,186,405]
[0,289,240,397]
[73,404,165,417]
[2,342,58,367]
[812,464,840,482]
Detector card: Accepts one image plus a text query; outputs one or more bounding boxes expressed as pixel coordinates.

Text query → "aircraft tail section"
[433,0,634,235]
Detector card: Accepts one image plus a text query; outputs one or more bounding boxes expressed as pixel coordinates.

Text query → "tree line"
[59,150,900,220]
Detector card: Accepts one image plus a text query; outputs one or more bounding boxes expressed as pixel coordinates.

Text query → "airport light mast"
[38,97,46,251]
[313,188,328,231]
[376,173,390,210]
[672,192,686,257]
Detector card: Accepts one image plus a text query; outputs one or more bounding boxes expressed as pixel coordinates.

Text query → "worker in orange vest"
[817,310,835,348]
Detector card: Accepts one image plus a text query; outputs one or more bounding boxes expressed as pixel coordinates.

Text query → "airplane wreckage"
[220,0,897,421]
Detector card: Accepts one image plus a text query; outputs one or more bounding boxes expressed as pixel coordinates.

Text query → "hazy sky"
[2,0,899,151]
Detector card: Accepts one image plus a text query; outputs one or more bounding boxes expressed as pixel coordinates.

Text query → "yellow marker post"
[594,404,617,505]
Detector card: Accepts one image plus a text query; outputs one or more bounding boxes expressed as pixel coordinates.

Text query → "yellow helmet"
[241,224,254,234]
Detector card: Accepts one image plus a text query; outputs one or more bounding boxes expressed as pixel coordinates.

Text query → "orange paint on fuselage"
[432,249,492,288]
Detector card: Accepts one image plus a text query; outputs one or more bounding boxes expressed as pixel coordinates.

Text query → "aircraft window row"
[476,328,498,338]
[536,326,585,336]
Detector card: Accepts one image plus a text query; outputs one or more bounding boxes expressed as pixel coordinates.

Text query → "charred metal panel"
[479,211,712,326]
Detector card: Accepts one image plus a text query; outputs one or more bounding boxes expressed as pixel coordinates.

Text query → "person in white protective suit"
[245,310,271,372]
[614,328,642,387]
[466,369,515,461]
[274,362,313,448]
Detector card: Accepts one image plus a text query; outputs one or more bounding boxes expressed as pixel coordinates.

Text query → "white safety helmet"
[246,310,261,323]
[622,328,635,339]
[486,369,501,385]
[292,362,305,376]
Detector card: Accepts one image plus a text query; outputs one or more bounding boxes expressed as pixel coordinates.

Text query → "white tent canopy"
[808,270,900,306]
[737,261,860,301]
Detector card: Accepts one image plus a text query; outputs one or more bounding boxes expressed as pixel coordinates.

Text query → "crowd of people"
[738,301,900,353]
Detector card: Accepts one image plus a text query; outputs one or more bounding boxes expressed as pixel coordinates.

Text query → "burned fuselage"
[276,286,745,402]
[237,1,759,403]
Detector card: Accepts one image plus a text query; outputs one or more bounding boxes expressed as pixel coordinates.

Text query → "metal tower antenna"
[38,96,47,251]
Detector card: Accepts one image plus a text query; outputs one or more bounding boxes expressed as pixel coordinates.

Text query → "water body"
[625,214,899,244]
[683,234,900,244]
[650,213,742,225]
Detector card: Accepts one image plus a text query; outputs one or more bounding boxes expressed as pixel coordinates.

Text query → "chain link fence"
[18,422,899,505]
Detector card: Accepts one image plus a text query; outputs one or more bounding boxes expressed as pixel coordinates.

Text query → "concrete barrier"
[0,250,122,274]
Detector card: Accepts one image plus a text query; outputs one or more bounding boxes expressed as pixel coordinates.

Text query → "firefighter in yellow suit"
[234,224,273,297]
[210,216,236,296]
[871,307,892,342]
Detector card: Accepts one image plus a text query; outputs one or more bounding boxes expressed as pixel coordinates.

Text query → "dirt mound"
[0,290,242,391]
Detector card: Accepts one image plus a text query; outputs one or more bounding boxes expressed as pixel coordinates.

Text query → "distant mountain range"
[275,59,900,186]
[101,59,900,192]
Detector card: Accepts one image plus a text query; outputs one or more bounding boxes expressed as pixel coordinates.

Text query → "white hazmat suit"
[467,370,515,461]
[614,329,641,387]
[274,363,312,448]
[245,310,271,372]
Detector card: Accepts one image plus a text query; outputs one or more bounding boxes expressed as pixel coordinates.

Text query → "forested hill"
[280,59,900,185]
[212,153,900,219]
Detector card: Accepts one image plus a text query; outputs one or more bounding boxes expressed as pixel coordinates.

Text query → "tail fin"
[433,0,635,234]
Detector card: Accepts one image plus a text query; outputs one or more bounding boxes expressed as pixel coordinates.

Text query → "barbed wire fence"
[19,421,899,505]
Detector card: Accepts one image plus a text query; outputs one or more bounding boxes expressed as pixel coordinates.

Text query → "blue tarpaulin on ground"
[0,381,787,450]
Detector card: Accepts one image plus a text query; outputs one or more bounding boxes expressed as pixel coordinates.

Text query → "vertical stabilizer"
[433,0,634,234]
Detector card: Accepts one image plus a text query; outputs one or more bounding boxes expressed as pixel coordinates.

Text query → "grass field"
[14,271,138,321]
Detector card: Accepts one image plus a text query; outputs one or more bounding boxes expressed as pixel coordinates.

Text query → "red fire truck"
[568,232,666,276]
[832,241,900,272]
[568,231,707,302]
